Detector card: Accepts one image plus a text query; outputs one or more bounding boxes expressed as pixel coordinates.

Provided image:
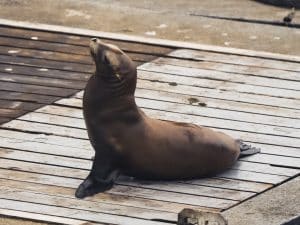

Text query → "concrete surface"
[223,176,300,225]
[0,0,300,55]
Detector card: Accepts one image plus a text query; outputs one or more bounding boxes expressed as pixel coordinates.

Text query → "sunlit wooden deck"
[0,20,299,225]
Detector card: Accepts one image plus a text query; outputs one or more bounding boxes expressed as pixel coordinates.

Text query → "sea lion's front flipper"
[75,170,119,198]
[75,149,120,199]
[237,139,261,158]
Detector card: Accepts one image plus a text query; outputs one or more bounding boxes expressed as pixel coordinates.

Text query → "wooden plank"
[217,170,288,184]
[0,158,269,193]
[0,178,217,213]
[117,179,254,201]
[0,199,169,225]
[0,36,88,55]
[135,80,300,110]
[29,102,300,139]
[0,186,178,222]
[152,57,300,84]
[76,89,300,120]
[27,102,300,147]
[0,45,92,64]
[1,120,88,139]
[0,148,252,202]
[1,19,299,62]
[0,72,86,89]
[36,105,83,118]
[0,208,95,225]
[0,117,10,124]
[0,63,90,81]
[0,26,174,55]
[0,90,60,104]
[0,149,263,201]
[232,161,299,176]
[0,38,158,64]
[0,148,91,170]
[182,178,272,193]
[0,169,236,209]
[0,108,25,118]
[240,154,300,169]
[0,129,92,150]
[144,108,300,147]
[0,136,92,159]
[0,81,76,97]
[0,54,92,73]
[0,158,88,179]
[169,49,300,72]
[57,95,299,130]
[0,99,43,111]
[19,112,86,129]
[137,70,299,100]
[247,143,300,158]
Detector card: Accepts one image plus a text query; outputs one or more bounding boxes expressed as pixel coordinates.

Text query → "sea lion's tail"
[237,139,261,158]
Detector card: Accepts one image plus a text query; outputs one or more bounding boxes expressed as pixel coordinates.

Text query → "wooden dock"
[0,20,299,225]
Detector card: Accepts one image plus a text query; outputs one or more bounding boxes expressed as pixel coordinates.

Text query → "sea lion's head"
[89,38,136,83]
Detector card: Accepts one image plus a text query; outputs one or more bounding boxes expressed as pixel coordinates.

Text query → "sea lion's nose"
[91,38,98,42]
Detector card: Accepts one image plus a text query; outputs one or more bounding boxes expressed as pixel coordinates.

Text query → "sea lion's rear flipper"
[237,139,261,158]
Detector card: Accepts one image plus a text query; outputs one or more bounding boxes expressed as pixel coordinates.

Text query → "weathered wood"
[0,158,269,194]
[232,161,299,176]
[0,178,218,213]
[0,158,88,179]
[0,54,92,73]
[1,19,299,62]
[0,63,90,81]
[0,149,264,201]
[0,81,76,97]
[0,38,158,64]
[0,99,43,111]
[0,169,237,209]
[1,120,88,139]
[0,108,25,118]
[0,72,86,90]
[55,97,299,132]
[0,208,95,225]
[0,199,169,225]
[169,49,300,72]
[137,67,300,99]
[0,129,92,150]
[0,90,60,104]
[0,26,174,55]
[182,178,271,193]
[240,154,300,169]
[135,80,300,110]
[0,136,92,159]
[18,108,300,139]
[116,179,254,201]
[0,148,91,170]
[248,143,300,158]
[19,112,86,129]
[152,57,300,84]
[0,117,10,124]
[0,186,178,222]
[36,105,83,118]
[13,104,299,147]
[217,170,288,184]
[0,45,92,64]
[77,89,300,120]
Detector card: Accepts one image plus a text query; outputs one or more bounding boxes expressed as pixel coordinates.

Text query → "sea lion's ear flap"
[103,51,120,69]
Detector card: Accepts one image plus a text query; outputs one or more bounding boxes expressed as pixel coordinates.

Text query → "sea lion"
[75,38,260,199]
